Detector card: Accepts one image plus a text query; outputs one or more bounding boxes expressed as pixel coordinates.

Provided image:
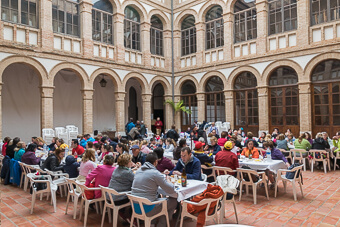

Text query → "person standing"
[139,121,147,138]
[155,117,163,136]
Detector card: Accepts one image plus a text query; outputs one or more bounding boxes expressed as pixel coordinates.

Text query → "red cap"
[195,141,205,150]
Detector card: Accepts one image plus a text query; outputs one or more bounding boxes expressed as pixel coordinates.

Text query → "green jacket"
[294,139,311,150]
[333,139,340,152]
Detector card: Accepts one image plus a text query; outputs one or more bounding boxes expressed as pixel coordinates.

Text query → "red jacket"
[72,145,84,155]
[155,120,163,129]
[215,150,239,175]
[156,157,174,172]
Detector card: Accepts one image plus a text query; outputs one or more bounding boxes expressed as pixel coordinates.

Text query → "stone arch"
[0,55,48,85]
[121,1,148,22]
[227,66,261,90]
[89,68,122,91]
[150,76,171,96]
[262,59,303,86]
[148,9,171,30]
[122,72,150,94]
[175,75,199,95]
[49,62,89,89]
[226,0,251,13]
[174,9,198,31]
[304,52,340,83]
[198,71,227,92]
[198,0,227,22]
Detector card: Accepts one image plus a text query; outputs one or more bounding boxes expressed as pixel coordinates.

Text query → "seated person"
[71,139,85,156]
[173,138,186,160]
[165,147,202,180]
[132,152,177,226]
[205,136,221,155]
[276,134,288,150]
[244,132,259,147]
[241,140,259,158]
[21,144,42,165]
[98,144,114,162]
[41,148,65,172]
[215,141,239,176]
[193,141,213,167]
[131,145,146,166]
[14,141,26,161]
[217,131,228,147]
[77,149,96,183]
[64,155,80,178]
[153,147,174,173]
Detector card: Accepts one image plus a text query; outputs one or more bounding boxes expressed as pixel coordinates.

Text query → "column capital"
[82,89,94,100]
[256,86,269,96]
[142,93,152,101]
[223,12,233,22]
[224,90,233,99]
[298,82,312,94]
[40,86,55,98]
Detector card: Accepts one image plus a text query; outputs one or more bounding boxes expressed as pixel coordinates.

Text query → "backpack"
[285,163,303,184]
[29,174,48,194]
[241,165,259,182]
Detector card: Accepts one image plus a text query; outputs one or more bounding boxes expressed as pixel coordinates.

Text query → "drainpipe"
[171,0,175,121]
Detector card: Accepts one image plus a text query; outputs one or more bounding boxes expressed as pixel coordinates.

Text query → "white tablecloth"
[239,159,287,173]
[158,179,208,202]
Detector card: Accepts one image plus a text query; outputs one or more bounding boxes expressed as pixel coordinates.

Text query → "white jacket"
[216,175,240,195]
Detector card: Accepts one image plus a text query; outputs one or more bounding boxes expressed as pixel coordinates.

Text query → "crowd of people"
[1,119,340,225]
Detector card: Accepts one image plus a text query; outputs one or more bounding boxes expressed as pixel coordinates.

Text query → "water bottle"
[95,151,99,162]
[266,148,272,161]
[65,147,69,157]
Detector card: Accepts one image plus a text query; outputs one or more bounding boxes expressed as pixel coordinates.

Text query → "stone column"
[173,29,181,69]
[41,86,54,129]
[115,91,126,133]
[256,0,268,55]
[79,0,93,57]
[113,13,125,63]
[40,0,54,50]
[197,93,206,122]
[223,12,233,60]
[257,86,269,134]
[164,95,174,130]
[163,30,171,71]
[195,22,205,66]
[296,0,309,47]
[82,89,94,135]
[141,22,151,67]
[224,90,234,128]
[174,96,181,131]
[298,83,312,133]
[142,94,152,131]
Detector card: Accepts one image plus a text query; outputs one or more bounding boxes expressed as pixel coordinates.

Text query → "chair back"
[127,194,157,217]
[186,195,224,220]
[100,185,129,208]
[27,173,52,193]
[309,149,328,161]
[66,178,79,196]
[42,128,55,136]
[237,168,260,184]
[212,166,235,181]
[290,165,303,179]
[291,149,306,160]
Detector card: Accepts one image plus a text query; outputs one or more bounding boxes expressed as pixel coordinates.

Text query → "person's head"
[263,141,274,150]
[304,132,311,139]
[87,141,93,149]
[278,134,285,141]
[82,148,96,162]
[157,117,160,121]
[36,137,45,145]
[198,137,205,143]
[322,132,329,140]
[146,152,159,166]
[210,136,217,146]
[224,141,233,151]
[273,128,279,133]
[103,155,115,166]
[136,120,140,125]
[166,138,172,145]
[26,143,37,152]
[211,130,217,135]
[261,132,266,138]
[171,125,176,130]
[102,144,112,152]
[298,133,306,143]
[187,127,191,132]
[179,138,187,148]
[117,143,128,153]
[72,139,79,148]
[94,143,101,151]
[194,141,204,151]
[247,132,253,139]
[55,148,65,161]
[286,129,291,133]
[288,133,294,140]
[13,137,20,146]
[229,138,236,148]
[336,131,340,136]
[52,137,58,144]
[211,122,215,126]
[140,140,148,147]
[56,138,64,146]
[101,136,109,144]
[118,153,132,167]
[3,136,10,143]
[149,138,156,144]
[221,131,227,139]
[158,139,164,145]
[131,145,140,157]
[112,137,119,143]
[15,141,26,151]
[233,130,238,136]
[181,147,192,163]
[246,140,254,150]
[265,134,272,141]
[130,118,133,122]
[84,134,91,140]
[31,137,37,144]
[316,132,323,139]
[153,147,164,160]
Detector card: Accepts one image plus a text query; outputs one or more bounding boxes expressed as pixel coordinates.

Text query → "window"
[52,0,79,36]
[311,0,340,25]
[150,15,163,56]
[1,0,38,27]
[234,72,259,135]
[234,0,257,43]
[205,76,225,122]
[269,67,299,135]
[92,0,113,44]
[124,6,140,51]
[181,81,197,131]
[181,15,196,56]
[268,0,297,35]
[312,59,340,135]
[205,5,224,50]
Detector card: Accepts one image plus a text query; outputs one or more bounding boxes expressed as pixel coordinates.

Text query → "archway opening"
[125,78,143,123]
[205,76,225,123]
[53,69,83,133]
[180,81,197,131]
[93,74,116,133]
[152,83,165,133]
[2,63,41,142]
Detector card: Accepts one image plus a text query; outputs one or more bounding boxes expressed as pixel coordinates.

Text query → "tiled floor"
[1,169,340,227]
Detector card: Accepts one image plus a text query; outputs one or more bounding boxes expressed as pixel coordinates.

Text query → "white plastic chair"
[118,132,126,137]
[179,195,224,227]
[42,128,55,142]
[279,149,293,164]
[45,170,69,197]
[27,173,57,214]
[334,151,340,171]
[309,150,330,173]
[55,127,69,143]
[127,194,171,227]
[100,186,131,227]
[275,165,304,201]
[291,149,308,171]
[202,174,208,182]
[212,166,237,182]
[201,165,214,180]
[78,183,105,227]
[237,168,269,204]
[65,178,82,219]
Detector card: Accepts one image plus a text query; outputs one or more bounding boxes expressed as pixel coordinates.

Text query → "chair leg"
[292,182,297,201]
[303,159,306,171]
[246,185,249,196]
[232,199,238,224]
[31,192,36,214]
[20,174,24,188]
[311,160,314,172]
[108,207,112,223]
[299,182,304,198]
[238,183,243,202]
[264,182,269,201]
[79,199,84,221]
[24,177,29,192]
[73,196,78,219]
[334,158,336,171]
[328,160,331,172]
[112,208,119,227]
[166,213,171,227]
[252,184,257,205]
[95,202,99,214]
[323,161,327,174]
[51,190,57,213]
[65,193,70,214]
[283,181,287,193]
[130,216,135,227]
[101,204,106,227]
[84,202,90,227]
[274,180,278,198]
[180,214,184,227]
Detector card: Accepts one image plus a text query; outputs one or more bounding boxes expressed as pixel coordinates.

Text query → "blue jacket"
[193,151,214,167]
[211,144,222,155]
[170,156,202,180]
[80,137,95,148]
[10,159,21,186]
[1,156,11,185]
[63,156,80,178]
[127,122,135,133]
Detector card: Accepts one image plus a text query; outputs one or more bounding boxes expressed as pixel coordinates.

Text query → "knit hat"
[224,141,232,150]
